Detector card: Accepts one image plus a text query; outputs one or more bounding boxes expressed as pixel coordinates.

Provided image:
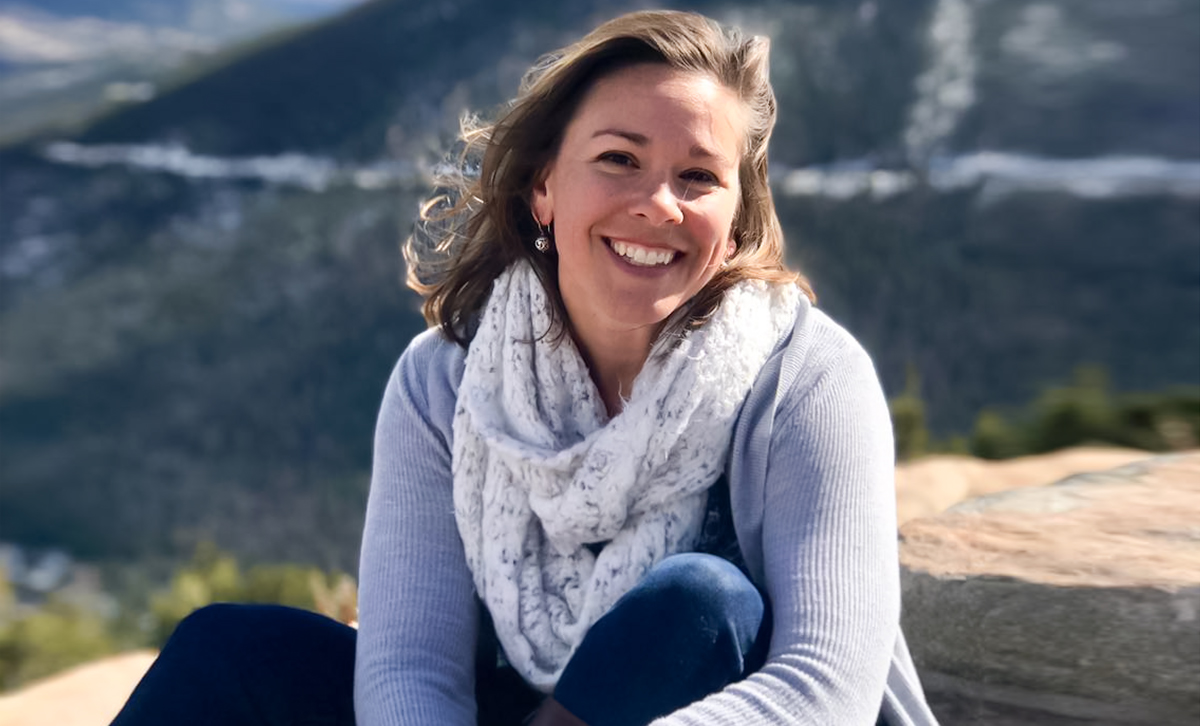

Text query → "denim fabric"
[110,603,356,726]
[111,602,540,726]
[553,553,769,726]
[107,574,881,726]
[113,555,895,726]
[110,556,770,726]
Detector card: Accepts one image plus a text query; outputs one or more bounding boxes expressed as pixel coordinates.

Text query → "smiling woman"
[531,64,744,413]
[528,64,743,412]
[107,10,939,726]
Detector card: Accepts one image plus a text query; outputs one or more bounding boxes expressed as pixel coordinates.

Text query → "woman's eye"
[682,169,719,185]
[598,152,636,168]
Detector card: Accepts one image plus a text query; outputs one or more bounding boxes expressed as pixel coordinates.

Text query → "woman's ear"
[530,164,555,227]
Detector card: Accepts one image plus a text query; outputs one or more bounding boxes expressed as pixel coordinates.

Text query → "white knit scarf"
[452,260,799,691]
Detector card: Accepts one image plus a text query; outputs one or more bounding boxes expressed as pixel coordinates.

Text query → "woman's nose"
[630,181,684,226]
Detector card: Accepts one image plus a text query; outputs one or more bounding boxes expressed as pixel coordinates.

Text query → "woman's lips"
[605,237,678,267]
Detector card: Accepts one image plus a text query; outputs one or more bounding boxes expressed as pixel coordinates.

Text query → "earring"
[533,219,552,253]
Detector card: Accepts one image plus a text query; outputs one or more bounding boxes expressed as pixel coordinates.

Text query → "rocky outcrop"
[900,453,1200,725]
[893,446,1155,525]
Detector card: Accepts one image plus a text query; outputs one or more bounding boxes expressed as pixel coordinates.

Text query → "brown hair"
[406,9,813,346]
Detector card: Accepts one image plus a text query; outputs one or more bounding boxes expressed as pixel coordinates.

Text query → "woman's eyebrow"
[690,144,732,167]
[591,128,731,166]
[592,128,648,145]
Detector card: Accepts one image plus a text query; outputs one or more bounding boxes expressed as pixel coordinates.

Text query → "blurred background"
[0,0,1197,696]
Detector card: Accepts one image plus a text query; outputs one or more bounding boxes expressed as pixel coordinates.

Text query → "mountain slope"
[0,0,1196,568]
[0,1,364,145]
[65,0,935,164]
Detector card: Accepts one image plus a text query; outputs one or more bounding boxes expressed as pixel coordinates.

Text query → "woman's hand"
[529,697,591,726]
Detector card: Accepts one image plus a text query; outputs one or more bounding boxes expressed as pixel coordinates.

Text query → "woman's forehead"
[566,64,746,158]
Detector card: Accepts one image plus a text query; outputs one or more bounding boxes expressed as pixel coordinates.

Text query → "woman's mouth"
[607,239,677,267]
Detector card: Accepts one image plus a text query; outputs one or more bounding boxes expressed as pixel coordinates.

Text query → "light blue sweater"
[355,296,939,725]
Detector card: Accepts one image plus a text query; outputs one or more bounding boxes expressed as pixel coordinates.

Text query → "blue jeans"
[110,553,768,726]
[554,553,769,726]
[110,603,356,726]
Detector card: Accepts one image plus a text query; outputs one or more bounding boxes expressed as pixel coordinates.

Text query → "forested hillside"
[1,0,1196,570]
[0,0,359,144]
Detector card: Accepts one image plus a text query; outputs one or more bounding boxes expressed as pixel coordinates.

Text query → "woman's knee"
[600,553,765,660]
[166,603,351,660]
[637,554,763,625]
[114,604,356,725]
[554,556,767,725]
[165,603,251,653]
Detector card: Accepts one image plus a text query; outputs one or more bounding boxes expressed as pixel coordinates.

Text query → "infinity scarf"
[452,260,799,691]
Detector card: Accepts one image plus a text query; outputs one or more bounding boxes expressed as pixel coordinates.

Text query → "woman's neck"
[571,325,657,417]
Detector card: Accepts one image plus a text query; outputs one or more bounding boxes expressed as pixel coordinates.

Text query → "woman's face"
[532,63,745,347]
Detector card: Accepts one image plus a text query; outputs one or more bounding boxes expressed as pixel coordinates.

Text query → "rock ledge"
[900,453,1200,725]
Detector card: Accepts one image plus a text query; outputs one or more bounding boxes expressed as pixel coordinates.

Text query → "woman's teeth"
[610,240,676,267]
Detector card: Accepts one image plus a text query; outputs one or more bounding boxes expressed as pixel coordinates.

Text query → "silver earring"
[533,220,552,253]
[532,210,553,253]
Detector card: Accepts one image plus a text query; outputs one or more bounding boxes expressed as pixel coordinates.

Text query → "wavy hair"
[406,9,813,346]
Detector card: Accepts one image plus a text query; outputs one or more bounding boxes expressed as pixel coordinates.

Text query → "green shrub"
[970,409,1024,460]
[0,546,355,692]
[0,598,119,690]
[890,366,930,461]
[148,543,351,646]
[966,368,1200,458]
[887,365,1200,461]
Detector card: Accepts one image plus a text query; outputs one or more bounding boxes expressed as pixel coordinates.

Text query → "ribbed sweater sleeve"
[355,331,478,726]
[651,308,900,725]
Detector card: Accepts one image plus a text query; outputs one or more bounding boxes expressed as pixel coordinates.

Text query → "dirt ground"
[0,650,157,726]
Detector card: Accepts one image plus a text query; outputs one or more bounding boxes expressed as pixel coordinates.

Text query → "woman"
[112,10,938,726]
[364,9,937,725]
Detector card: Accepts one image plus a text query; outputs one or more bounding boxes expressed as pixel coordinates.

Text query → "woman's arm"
[654,311,900,725]
[355,332,480,726]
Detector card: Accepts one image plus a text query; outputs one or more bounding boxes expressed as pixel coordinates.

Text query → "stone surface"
[894,446,1155,525]
[900,453,1200,725]
[0,650,155,726]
